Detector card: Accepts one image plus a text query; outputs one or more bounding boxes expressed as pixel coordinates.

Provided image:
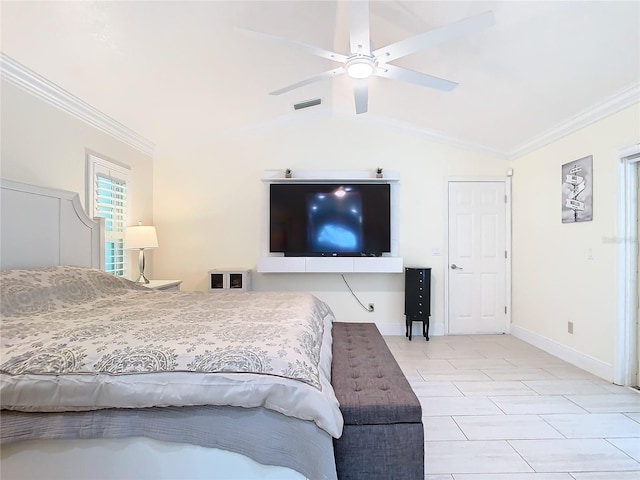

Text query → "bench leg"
[406,318,412,341]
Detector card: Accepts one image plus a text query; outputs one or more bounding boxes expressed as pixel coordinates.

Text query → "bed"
[0,179,343,480]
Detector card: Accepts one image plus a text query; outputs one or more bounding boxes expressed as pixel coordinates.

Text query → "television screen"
[270,183,391,256]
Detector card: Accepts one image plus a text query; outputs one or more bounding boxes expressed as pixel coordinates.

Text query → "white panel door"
[448,181,507,334]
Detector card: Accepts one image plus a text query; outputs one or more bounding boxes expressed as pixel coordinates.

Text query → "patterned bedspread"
[0,266,343,438]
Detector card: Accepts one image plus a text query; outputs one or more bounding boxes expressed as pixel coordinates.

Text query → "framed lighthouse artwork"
[562,155,593,223]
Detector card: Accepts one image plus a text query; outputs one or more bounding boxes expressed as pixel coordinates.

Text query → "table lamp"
[124,222,158,284]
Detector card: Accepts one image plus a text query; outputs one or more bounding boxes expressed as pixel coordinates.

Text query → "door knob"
[450,264,463,270]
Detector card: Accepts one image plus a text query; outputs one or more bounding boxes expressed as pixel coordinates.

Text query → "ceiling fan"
[238,1,495,114]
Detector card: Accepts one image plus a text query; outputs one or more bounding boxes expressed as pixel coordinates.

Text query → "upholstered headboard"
[0,178,104,270]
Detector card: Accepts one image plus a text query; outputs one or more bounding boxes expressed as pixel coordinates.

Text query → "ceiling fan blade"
[235,27,347,63]
[373,11,495,63]
[375,64,458,91]
[270,67,346,95]
[352,79,368,114]
[349,0,371,55]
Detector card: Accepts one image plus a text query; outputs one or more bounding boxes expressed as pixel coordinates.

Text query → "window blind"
[95,174,127,276]
[87,154,131,277]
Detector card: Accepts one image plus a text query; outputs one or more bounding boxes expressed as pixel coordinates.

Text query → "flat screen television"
[269,183,391,256]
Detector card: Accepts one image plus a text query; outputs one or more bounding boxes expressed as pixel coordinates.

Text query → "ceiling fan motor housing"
[346,54,377,79]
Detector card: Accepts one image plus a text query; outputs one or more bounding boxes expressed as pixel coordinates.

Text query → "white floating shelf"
[257,256,403,273]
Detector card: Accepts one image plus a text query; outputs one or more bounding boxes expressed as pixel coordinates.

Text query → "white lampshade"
[124,225,158,250]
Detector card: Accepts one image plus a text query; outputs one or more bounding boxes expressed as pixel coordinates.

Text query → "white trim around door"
[615,144,640,386]
[444,177,512,335]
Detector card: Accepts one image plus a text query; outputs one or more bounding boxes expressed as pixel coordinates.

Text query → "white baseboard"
[510,324,614,382]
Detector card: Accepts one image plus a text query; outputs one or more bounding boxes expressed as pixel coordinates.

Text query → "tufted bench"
[331,322,424,480]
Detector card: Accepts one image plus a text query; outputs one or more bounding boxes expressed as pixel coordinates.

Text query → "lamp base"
[135,249,150,284]
[134,274,151,284]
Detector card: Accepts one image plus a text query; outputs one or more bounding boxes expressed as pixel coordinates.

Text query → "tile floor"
[383,334,640,480]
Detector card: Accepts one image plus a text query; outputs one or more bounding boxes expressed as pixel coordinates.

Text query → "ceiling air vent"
[293,98,321,110]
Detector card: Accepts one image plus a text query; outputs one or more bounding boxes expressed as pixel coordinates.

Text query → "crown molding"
[508,83,640,160]
[2,52,636,162]
[0,53,155,156]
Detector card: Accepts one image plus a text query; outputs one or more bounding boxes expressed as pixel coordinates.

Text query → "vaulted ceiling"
[2,1,638,158]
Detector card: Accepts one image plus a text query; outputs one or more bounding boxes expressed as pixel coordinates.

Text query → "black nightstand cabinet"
[404,267,431,341]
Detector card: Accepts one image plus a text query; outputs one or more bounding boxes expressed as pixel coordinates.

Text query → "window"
[87,153,131,276]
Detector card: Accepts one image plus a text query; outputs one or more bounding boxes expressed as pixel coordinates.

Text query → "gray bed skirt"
[1,405,337,480]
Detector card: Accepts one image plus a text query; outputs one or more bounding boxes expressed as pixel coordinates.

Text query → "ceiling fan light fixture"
[346,56,376,79]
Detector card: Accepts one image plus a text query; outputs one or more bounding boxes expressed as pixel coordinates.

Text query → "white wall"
[152,113,507,334]
[0,81,155,279]
[510,104,640,378]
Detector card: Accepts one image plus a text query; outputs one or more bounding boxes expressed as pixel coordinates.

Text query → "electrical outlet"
[368,303,375,312]
[568,321,574,334]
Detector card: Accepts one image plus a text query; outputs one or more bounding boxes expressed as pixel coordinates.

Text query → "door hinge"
[504,194,507,203]
[505,306,507,314]
[505,250,508,259]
